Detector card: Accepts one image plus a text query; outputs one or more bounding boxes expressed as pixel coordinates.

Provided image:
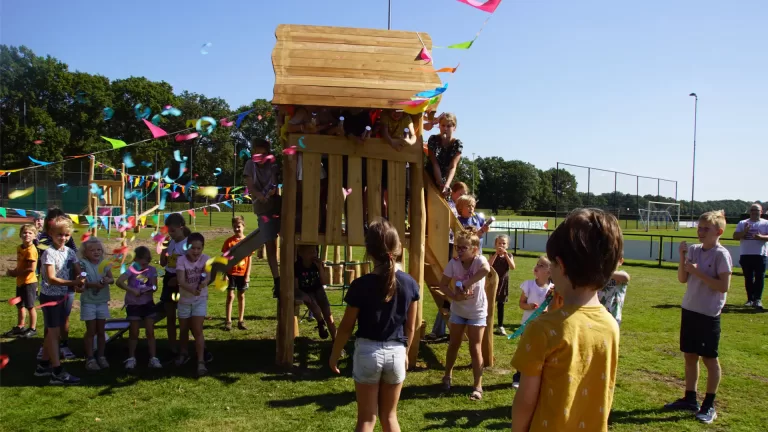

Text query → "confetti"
[201,42,212,55]
[151,114,163,126]
[162,106,182,117]
[57,183,71,193]
[7,297,22,306]
[28,156,53,166]
[263,155,275,164]
[260,215,269,223]
[343,188,352,197]
[196,116,217,136]
[175,132,199,142]
[0,227,17,240]
[33,140,43,144]
[134,104,151,121]
[298,136,306,148]
[171,292,180,302]
[257,115,262,121]
[214,167,222,176]
[81,233,91,243]
[0,354,8,370]
[198,186,218,198]
[238,148,251,159]
[9,187,34,200]
[173,150,188,162]
[141,161,153,167]
[220,118,234,127]
[74,90,88,103]
[282,146,297,156]
[103,107,114,120]
[123,153,136,168]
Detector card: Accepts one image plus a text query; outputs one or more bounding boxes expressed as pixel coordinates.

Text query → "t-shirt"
[598,280,628,323]
[381,111,413,139]
[443,255,489,320]
[37,233,77,289]
[123,265,158,306]
[242,159,279,215]
[16,244,38,286]
[79,259,112,304]
[40,246,78,297]
[521,279,553,323]
[344,271,421,345]
[176,253,210,305]
[426,135,463,182]
[682,244,732,317]
[457,214,486,231]
[735,218,768,256]
[164,237,188,274]
[511,305,620,432]
[222,235,251,277]
[295,260,323,293]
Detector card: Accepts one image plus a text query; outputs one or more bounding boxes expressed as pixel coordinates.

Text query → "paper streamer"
[298,136,306,148]
[9,187,34,200]
[57,183,71,193]
[195,116,217,136]
[123,153,136,168]
[220,118,234,127]
[507,294,553,340]
[214,167,222,176]
[151,114,162,126]
[235,109,254,128]
[134,104,151,121]
[102,136,127,149]
[7,297,22,306]
[0,354,8,370]
[161,106,182,117]
[33,140,43,145]
[282,146,297,156]
[435,64,460,73]
[28,156,53,166]
[173,149,188,162]
[141,161,153,167]
[143,119,168,139]
[456,0,502,13]
[415,83,448,99]
[201,42,212,54]
[175,132,199,142]
[103,107,114,120]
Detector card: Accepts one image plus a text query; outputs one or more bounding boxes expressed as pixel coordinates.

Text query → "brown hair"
[165,212,191,237]
[232,216,245,226]
[134,246,152,262]
[455,226,481,249]
[440,112,457,128]
[365,219,402,302]
[456,194,476,211]
[451,182,469,194]
[19,224,37,237]
[43,207,67,234]
[699,210,726,231]
[546,208,623,290]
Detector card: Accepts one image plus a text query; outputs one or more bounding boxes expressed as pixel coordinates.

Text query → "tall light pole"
[689,93,698,222]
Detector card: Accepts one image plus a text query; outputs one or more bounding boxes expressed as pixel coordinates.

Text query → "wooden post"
[360,261,370,275]
[482,268,499,368]
[276,153,297,367]
[88,157,96,236]
[333,245,342,284]
[155,178,161,228]
[120,164,127,246]
[407,114,427,367]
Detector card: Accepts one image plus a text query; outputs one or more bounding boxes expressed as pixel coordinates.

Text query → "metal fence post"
[658,235,664,267]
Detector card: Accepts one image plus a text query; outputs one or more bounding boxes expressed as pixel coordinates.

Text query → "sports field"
[0,225,766,431]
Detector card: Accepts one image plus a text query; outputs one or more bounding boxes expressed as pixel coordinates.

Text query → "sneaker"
[124,357,137,371]
[50,370,80,385]
[4,326,26,337]
[34,364,52,377]
[512,381,520,389]
[695,406,717,424]
[197,361,208,377]
[499,326,507,336]
[22,328,37,338]
[224,321,232,331]
[148,357,163,369]
[60,345,76,360]
[85,358,101,371]
[318,323,329,340]
[744,300,754,307]
[204,350,214,364]
[755,300,764,310]
[424,333,439,341]
[237,321,248,330]
[664,398,700,411]
[36,347,44,361]
[97,357,110,369]
[174,353,190,367]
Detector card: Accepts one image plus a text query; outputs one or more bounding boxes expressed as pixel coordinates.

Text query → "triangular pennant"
[456,0,502,13]
[114,216,122,227]
[417,47,432,63]
[0,208,6,218]
[142,119,168,139]
[101,136,127,149]
[211,204,221,211]
[99,216,109,228]
[222,201,232,208]
[16,209,27,218]
[68,214,79,224]
[140,216,147,227]
[187,209,196,218]
[85,215,95,227]
[447,39,475,49]
[202,208,208,216]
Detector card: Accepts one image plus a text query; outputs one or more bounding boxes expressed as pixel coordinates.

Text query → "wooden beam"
[277,153,298,367]
[276,30,427,49]
[290,134,422,164]
[387,161,407,246]
[424,171,450,271]
[366,159,382,223]
[407,144,426,368]
[300,153,322,244]
[276,24,433,43]
[346,156,365,246]
[274,75,437,93]
[273,40,425,57]
[325,155,344,245]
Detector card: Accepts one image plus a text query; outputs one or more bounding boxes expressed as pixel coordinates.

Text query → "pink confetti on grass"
[7,297,22,306]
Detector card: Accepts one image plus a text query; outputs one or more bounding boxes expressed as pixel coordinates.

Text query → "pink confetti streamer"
[456,0,502,13]
[260,215,269,223]
[0,354,8,369]
[175,132,199,142]
[220,118,234,127]
[282,146,297,155]
[343,188,352,197]
[142,119,169,139]
[7,297,22,306]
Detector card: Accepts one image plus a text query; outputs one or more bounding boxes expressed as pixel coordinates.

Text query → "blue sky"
[2,0,765,202]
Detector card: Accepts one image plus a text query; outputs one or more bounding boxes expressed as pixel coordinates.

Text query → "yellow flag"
[140,216,147,226]
[68,214,80,224]
[134,177,140,187]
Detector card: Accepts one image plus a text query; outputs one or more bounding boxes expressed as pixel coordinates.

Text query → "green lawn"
[1,241,767,431]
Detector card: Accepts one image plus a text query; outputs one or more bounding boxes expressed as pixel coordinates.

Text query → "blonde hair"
[456,194,476,211]
[495,234,509,245]
[79,237,105,260]
[50,216,74,233]
[455,226,481,249]
[537,255,551,267]
[19,224,37,237]
[699,210,726,231]
[440,112,457,128]
[232,215,245,226]
[451,182,469,194]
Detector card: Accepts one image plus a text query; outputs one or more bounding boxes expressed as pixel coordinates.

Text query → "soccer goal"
[639,201,681,231]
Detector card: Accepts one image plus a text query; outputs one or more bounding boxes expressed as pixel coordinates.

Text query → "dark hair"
[251,137,270,153]
[44,207,67,234]
[365,219,401,302]
[165,213,191,237]
[232,215,246,226]
[134,246,151,262]
[187,232,205,247]
[545,208,623,290]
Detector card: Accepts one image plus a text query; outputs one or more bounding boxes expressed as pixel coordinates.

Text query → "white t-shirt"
[735,218,768,256]
[176,254,210,305]
[520,279,552,323]
[165,237,188,274]
[682,244,732,317]
[443,255,488,320]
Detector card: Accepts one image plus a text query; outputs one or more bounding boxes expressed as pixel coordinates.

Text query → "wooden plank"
[275,66,441,86]
[277,24,432,43]
[277,151,298,367]
[273,40,425,57]
[273,49,430,66]
[274,74,438,92]
[366,159,382,224]
[325,155,344,245]
[424,171,451,270]
[387,161,407,246]
[277,30,424,49]
[332,246,342,285]
[407,155,426,367]
[482,268,499,368]
[291,135,423,164]
[273,57,435,74]
[300,153,322,244]
[346,156,365,246]
[274,84,424,101]
[272,93,439,111]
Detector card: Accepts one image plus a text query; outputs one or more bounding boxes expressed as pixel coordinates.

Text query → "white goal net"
[639,201,681,231]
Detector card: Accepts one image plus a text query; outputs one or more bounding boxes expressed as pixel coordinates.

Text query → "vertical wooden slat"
[407,120,426,368]
[300,152,322,244]
[366,159,382,223]
[277,153,297,367]
[482,268,499,368]
[325,155,344,244]
[387,161,407,245]
[333,245,342,285]
[346,156,365,245]
[425,171,450,270]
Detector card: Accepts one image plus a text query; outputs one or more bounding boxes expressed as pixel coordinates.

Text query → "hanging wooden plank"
[424,171,450,270]
[325,155,344,244]
[300,153,322,244]
[273,49,430,66]
[273,57,437,74]
[366,159,382,224]
[289,135,423,164]
[275,74,436,92]
[388,161,407,246]
[274,84,423,101]
[277,24,431,41]
[274,40,423,57]
[277,31,425,49]
[407,156,427,367]
[346,156,365,246]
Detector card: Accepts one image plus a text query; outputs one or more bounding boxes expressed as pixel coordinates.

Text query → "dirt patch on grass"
[639,369,684,386]
[70,298,125,311]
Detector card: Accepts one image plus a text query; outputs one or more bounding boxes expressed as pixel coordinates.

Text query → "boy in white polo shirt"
[664,210,732,424]
[733,203,768,309]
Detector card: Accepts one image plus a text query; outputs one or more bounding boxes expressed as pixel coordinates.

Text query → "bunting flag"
[85,215,95,226]
[447,40,475,49]
[99,216,109,228]
[28,156,53,166]
[417,47,432,63]
[16,209,27,218]
[114,216,122,228]
[68,214,80,224]
[435,64,460,73]
[101,136,127,149]
[187,209,196,218]
[0,208,6,218]
[140,216,147,227]
[415,83,448,99]
[456,0,502,13]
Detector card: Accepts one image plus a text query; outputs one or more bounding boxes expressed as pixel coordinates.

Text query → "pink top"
[176,254,210,305]
[444,255,488,320]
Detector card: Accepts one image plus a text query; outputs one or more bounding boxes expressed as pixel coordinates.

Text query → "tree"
[548,168,580,212]
[503,160,539,210]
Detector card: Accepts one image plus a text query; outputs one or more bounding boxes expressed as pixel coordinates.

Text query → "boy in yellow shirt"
[511,209,623,432]
[4,224,39,338]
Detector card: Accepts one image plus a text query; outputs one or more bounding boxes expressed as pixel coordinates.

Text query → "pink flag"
[456,0,502,13]
[142,119,168,139]
[417,47,432,63]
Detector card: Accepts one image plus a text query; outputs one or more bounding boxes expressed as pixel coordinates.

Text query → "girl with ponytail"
[330,219,421,432]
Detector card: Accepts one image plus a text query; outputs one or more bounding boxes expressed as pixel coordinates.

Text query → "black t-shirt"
[344,270,421,345]
[294,261,323,293]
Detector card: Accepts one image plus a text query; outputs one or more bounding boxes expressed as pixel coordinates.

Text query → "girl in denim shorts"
[175,233,210,377]
[329,220,420,432]
[79,237,114,371]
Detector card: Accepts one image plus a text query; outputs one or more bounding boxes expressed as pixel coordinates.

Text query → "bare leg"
[17,307,26,328]
[225,290,234,324]
[95,319,106,358]
[28,307,37,330]
[319,301,337,340]
[191,316,205,363]
[355,381,380,432]
[145,318,156,358]
[237,291,246,323]
[178,318,190,356]
[44,327,61,367]
[128,321,140,358]
[378,382,404,432]
[702,357,721,394]
[444,322,466,379]
[467,325,486,390]
[266,240,279,278]
[165,302,177,352]
[84,320,96,359]
[684,353,700,392]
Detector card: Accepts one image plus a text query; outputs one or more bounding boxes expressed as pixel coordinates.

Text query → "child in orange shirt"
[4,224,39,338]
[222,216,253,331]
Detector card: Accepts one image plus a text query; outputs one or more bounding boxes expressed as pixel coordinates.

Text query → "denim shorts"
[178,300,207,319]
[353,338,407,385]
[449,314,487,326]
[81,302,110,321]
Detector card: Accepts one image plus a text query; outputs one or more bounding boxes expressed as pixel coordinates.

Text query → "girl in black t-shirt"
[330,220,420,432]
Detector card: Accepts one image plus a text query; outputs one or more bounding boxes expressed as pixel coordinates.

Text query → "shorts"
[81,302,110,321]
[227,275,248,291]
[449,314,487,327]
[15,283,37,309]
[160,272,179,303]
[40,294,67,329]
[680,308,720,358]
[126,303,157,321]
[64,291,75,318]
[352,338,407,385]
[178,300,207,319]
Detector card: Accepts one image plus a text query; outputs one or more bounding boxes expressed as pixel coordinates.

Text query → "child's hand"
[678,241,688,256]
[684,261,698,275]
[530,303,539,310]
[329,356,340,374]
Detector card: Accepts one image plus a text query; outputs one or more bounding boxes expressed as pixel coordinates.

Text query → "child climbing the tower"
[456,195,491,234]
[489,234,516,336]
[175,232,211,376]
[598,261,631,327]
[511,209,623,432]
[243,137,281,298]
[294,245,336,341]
[512,255,552,389]
[160,212,191,358]
[78,237,114,371]
[441,226,491,401]
[222,216,252,331]
[426,112,462,196]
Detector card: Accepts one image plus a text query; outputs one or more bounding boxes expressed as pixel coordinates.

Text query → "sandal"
[441,376,452,391]
[470,388,483,401]
[237,321,248,330]
[224,321,232,331]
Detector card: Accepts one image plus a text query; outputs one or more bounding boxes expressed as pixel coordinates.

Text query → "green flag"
[0,208,5,218]
[447,40,474,49]
[101,136,127,149]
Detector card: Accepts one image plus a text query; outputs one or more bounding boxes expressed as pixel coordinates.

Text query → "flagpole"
[388,0,392,30]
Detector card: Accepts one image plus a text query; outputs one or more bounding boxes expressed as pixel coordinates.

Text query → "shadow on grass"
[423,405,510,430]
[652,304,681,310]
[609,407,692,425]
[653,303,766,314]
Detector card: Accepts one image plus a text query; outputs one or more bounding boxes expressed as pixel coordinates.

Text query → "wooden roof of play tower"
[271,24,443,110]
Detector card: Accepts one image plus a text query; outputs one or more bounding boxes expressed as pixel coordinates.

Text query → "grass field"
[1,229,766,432]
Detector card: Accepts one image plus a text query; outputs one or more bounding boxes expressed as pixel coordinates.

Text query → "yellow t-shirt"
[511,304,619,432]
[16,244,39,286]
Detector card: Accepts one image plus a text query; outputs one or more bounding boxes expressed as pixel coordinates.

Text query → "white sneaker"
[60,346,76,360]
[124,357,137,370]
[512,381,520,389]
[85,358,101,371]
[97,357,110,369]
[499,326,507,336]
[36,347,44,361]
[148,357,162,369]
[197,362,207,377]
[755,300,764,310]
[745,300,754,307]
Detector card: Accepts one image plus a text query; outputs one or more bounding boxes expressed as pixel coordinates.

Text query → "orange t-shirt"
[222,235,252,277]
[16,244,38,286]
